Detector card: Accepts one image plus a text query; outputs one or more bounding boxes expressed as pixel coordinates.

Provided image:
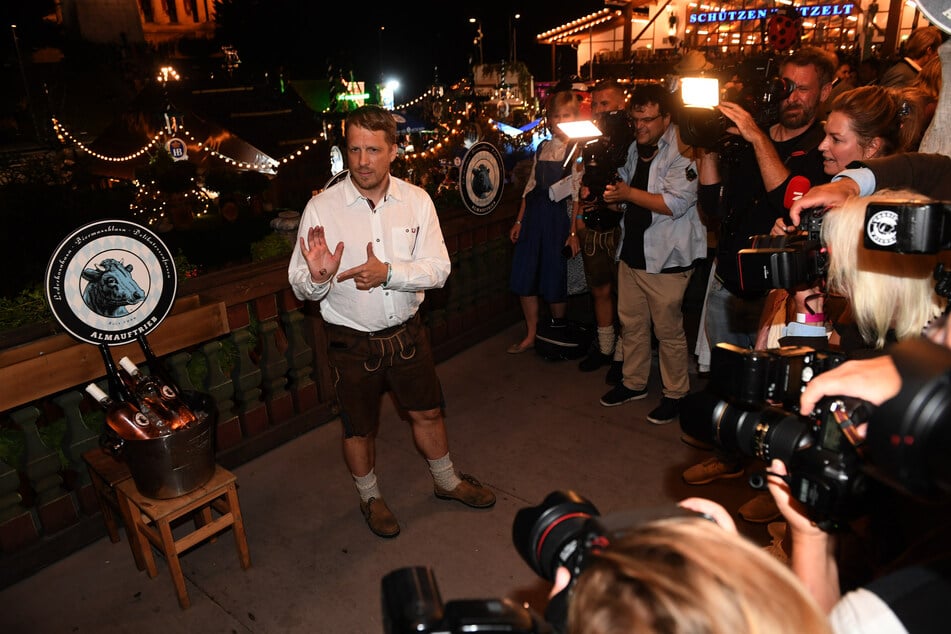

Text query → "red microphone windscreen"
[784,175,811,209]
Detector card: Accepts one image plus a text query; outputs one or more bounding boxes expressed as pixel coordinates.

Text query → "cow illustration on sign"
[81,258,145,317]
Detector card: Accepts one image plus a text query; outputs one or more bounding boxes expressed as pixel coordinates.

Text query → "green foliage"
[0,285,51,331]
[251,232,294,261]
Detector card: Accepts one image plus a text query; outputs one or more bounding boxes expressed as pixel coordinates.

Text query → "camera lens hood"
[512,490,599,581]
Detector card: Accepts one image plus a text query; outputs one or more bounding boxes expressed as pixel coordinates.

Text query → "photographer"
[686,47,837,521]
[766,340,951,633]
[550,502,832,634]
[597,83,706,425]
[573,80,633,380]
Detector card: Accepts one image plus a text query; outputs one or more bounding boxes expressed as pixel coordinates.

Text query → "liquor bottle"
[137,334,181,397]
[118,356,196,430]
[85,383,155,440]
[98,344,133,404]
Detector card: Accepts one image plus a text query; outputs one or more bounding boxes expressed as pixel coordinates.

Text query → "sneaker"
[360,497,400,538]
[600,384,648,407]
[434,473,496,508]
[680,432,715,451]
[579,350,613,372]
[646,397,681,425]
[682,457,744,485]
[605,361,623,385]
[738,491,782,524]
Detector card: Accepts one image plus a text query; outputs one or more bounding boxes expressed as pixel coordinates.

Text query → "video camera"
[579,110,637,231]
[381,492,708,634]
[737,207,827,292]
[680,337,951,530]
[679,57,792,152]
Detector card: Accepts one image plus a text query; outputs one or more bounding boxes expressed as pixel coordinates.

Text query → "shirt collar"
[343,173,402,208]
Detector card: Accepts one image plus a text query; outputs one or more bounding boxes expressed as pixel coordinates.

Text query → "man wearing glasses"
[598,82,706,427]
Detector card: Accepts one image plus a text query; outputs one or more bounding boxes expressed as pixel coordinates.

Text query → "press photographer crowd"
[278,10,951,634]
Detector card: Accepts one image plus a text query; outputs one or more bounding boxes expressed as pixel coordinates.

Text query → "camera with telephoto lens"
[679,57,792,153]
[380,492,709,634]
[511,491,710,634]
[680,337,951,530]
[736,207,828,292]
[579,110,636,231]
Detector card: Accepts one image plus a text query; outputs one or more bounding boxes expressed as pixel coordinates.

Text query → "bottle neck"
[99,345,135,403]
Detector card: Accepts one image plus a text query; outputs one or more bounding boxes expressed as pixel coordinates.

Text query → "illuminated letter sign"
[688,3,854,24]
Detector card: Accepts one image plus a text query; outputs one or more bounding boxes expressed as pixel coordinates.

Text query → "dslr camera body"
[681,336,951,530]
[737,206,827,292]
[693,342,872,528]
[579,110,636,231]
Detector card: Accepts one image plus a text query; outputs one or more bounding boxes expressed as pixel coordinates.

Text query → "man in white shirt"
[288,106,495,538]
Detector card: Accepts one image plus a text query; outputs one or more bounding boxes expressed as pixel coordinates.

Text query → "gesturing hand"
[300,226,343,284]
[336,242,389,290]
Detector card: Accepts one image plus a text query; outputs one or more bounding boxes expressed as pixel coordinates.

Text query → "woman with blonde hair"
[564,515,833,634]
[821,189,947,348]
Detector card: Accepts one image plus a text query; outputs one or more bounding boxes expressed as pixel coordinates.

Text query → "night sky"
[314,1,606,100]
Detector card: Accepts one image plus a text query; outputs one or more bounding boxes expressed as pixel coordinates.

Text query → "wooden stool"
[82,447,147,571]
[115,464,251,609]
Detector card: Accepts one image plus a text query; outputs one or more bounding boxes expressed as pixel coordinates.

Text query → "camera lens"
[512,490,599,581]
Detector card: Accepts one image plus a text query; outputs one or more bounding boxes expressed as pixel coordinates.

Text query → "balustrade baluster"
[12,407,77,535]
[201,340,242,450]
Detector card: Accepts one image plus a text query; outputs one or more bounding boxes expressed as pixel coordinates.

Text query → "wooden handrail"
[0,295,228,412]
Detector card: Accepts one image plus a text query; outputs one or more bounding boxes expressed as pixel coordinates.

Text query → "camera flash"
[681,77,720,109]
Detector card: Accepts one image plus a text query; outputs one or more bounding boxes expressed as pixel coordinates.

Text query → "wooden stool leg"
[117,490,156,577]
[226,484,252,569]
[87,468,121,543]
[158,519,190,609]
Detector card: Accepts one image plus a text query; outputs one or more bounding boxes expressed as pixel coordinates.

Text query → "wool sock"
[353,470,382,503]
[597,326,615,355]
[428,453,462,491]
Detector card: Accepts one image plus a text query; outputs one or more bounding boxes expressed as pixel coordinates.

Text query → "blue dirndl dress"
[509,150,571,303]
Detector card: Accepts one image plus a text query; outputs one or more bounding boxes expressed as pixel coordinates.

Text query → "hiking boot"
[434,473,496,508]
[738,491,782,524]
[579,350,612,372]
[600,384,648,407]
[682,457,744,485]
[605,361,623,385]
[646,397,681,425]
[360,497,400,538]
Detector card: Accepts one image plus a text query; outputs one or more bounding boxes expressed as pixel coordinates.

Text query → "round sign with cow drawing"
[459,141,505,216]
[45,220,178,346]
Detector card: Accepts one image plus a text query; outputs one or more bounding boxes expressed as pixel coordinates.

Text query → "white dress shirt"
[288,174,450,332]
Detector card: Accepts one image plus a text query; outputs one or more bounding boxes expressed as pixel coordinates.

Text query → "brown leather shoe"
[360,497,400,538]
[434,473,496,508]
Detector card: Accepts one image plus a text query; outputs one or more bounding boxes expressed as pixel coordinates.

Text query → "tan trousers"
[617,262,693,398]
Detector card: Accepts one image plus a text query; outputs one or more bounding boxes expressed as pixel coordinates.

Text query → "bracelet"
[570,231,577,237]
[514,220,522,225]
[796,312,826,324]
[383,262,393,288]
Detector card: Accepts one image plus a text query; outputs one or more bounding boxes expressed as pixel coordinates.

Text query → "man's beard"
[780,102,816,129]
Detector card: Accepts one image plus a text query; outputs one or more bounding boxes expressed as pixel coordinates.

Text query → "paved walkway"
[0,323,769,633]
